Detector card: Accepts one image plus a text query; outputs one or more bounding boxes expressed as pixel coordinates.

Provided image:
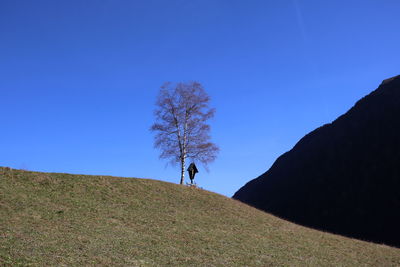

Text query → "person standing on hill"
[187,162,198,185]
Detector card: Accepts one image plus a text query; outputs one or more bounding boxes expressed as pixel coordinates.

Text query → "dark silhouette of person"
[187,163,198,184]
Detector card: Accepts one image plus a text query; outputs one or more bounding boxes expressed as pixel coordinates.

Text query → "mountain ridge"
[233,75,400,247]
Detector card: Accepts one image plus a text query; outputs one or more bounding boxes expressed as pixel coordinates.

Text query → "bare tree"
[151,81,219,185]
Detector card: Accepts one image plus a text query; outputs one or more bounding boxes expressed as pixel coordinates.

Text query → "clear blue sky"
[1,0,399,197]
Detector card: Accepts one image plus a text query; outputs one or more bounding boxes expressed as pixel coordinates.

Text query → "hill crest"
[1,167,400,266]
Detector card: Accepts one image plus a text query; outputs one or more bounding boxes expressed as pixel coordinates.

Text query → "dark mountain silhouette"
[233,75,400,247]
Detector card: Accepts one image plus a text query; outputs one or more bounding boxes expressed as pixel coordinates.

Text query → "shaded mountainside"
[1,168,400,266]
[233,75,400,248]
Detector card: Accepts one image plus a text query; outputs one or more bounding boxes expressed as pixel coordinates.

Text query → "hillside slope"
[233,75,400,247]
[1,167,400,266]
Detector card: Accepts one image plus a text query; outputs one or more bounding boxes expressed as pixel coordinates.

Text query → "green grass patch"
[1,167,399,266]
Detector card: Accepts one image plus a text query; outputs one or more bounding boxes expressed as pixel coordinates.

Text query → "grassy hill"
[1,167,399,266]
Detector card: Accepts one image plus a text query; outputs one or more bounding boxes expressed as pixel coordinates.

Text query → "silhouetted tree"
[151,81,219,185]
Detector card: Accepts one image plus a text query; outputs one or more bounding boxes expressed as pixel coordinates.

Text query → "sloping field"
[1,167,399,266]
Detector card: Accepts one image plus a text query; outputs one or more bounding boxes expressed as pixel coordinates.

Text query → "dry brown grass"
[1,167,399,266]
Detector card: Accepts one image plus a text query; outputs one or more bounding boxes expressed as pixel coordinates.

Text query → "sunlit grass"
[1,167,399,266]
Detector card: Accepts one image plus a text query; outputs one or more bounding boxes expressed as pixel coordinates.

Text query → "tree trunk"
[180,157,185,185]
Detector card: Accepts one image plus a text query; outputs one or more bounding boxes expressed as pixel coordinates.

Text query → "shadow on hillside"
[234,75,400,248]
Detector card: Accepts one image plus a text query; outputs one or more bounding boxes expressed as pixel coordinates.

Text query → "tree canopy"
[151,81,219,184]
